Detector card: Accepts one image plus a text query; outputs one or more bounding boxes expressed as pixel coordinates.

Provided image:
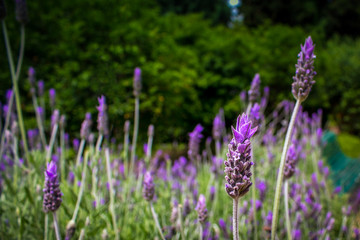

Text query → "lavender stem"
[130,97,139,173]
[44,214,49,240]
[150,202,165,240]
[284,180,292,240]
[199,223,203,240]
[271,99,301,240]
[105,148,119,240]
[75,139,86,167]
[53,212,62,240]
[233,198,239,240]
[2,21,30,162]
[46,123,58,164]
[31,94,47,149]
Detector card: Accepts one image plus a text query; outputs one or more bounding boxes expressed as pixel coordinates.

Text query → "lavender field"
[1,0,360,240]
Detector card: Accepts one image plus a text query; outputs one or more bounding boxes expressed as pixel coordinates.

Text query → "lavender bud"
[43,161,62,212]
[224,113,257,199]
[51,110,60,131]
[38,80,44,96]
[212,114,224,141]
[183,197,191,217]
[284,144,297,179]
[80,112,92,139]
[248,73,261,103]
[28,67,35,86]
[143,171,155,202]
[249,103,261,128]
[59,115,66,129]
[65,220,76,240]
[195,194,208,223]
[187,124,204,161]
[133,67,142,97]
[96,95,108,135]
[292,36,316,102]
[15,0,28,24]
[49,88,56,108]
[210,186,216,201]
[0,0,6,20]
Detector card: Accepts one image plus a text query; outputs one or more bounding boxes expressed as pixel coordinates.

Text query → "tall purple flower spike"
[96,95,108,135]
[212,114,224,141]
[248,73,261,103]
[224,113,257,199]
[195,194,208,223]
[143,171,155,202]
[49,88,56,108]
[133,67,142,97]
[43,161,62,212]
[187,124,204,161]
[80,112,92,140]
[292,36,316,102]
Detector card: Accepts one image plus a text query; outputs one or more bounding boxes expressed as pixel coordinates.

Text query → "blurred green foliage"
[338,133,360,158]
[1,0,360,142]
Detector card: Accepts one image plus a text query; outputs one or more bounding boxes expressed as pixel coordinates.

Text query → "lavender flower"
[28,67,36,86]
[80,112,92,140]
[133,67,142,97]
[187,124,204,161]
[15,0,28,24]
[43,161,62,212]
[292,36,316,102]
[143,171,155,202]
[38,80,44,97]
[0,0,6,20]
[256,179,267,202]
[51,110,60,131]
[249,103,261,127]
[96,95,108,135]
[212,114,224,141]
[219,219,229,239]
[49,88,56,108]
[284,143,298,179]
[248,73,261,103]
[195,194,208,223]
[224,113,257,199]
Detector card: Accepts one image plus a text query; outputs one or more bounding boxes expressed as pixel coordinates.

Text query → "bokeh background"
[1,0,360,153]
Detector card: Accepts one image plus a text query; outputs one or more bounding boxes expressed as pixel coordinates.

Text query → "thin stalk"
[233,198,239,240]
[32,94,47,149]
[284,180,292,240]
[199,223,203,240]
[271,99,301,240]
[150,202,165,240]
[71,151,89,222]
[251,153,258,240]
[78,228,85,240]
[46,124,58,164]
[215,140,221,158]
[52,212,62,240]
[105,148,119,240]
[337,216,347,240]
[178,204,185,240]
[44,214,49,240]
[130,97,140,173]
[145,131,153,167]
[2,21,29,162]
[60,127,65,180]
[75,138,86,167]
[95,134,103,157]
[123,129,129,176]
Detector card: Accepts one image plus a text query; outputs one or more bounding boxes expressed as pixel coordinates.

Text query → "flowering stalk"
[130,68,141,173]
[271,37,316,240]
[224,113,257,240]
[53,212,61,240]
[145,124,154,166]
[1,20,29,162]
[284,180,292,240]
[46,110,59,164]
[105,148,119,240]
[123,120,130,176]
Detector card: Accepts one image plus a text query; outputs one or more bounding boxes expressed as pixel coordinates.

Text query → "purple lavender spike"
[248,73,261,103]
[28,67,36,86]
[49,88,56,108]
[212,114,224,141]
[195,194,208,223]
[80,112,92,140]
[96,95,108,135]
[38,80,44,97]
[187,124,204,161]
[133,67,142,97]
[292,36,316,102]
[143,171,155,202]
[43,161,62,212]
[224,113,257,199]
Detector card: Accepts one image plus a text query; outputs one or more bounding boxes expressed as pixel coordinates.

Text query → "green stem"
[233,198,239,240]
[76,139,86,167]
[44,214,49,240]
[123,128,129,176]
[130,97,139,173]
[60,127,65,180]
[105,148,119,240]
[199,223,203,240]
[284,180,292,240]
[53,212,62,240]
[145,129,153,167]
[251,152,258,240]
[150,202,165,240]
[46,124,58,164]
[178,204,186,240]
[32,94,47,149]
[2,21,30,162]
[71,151,89,222]
[271,99,301,240]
